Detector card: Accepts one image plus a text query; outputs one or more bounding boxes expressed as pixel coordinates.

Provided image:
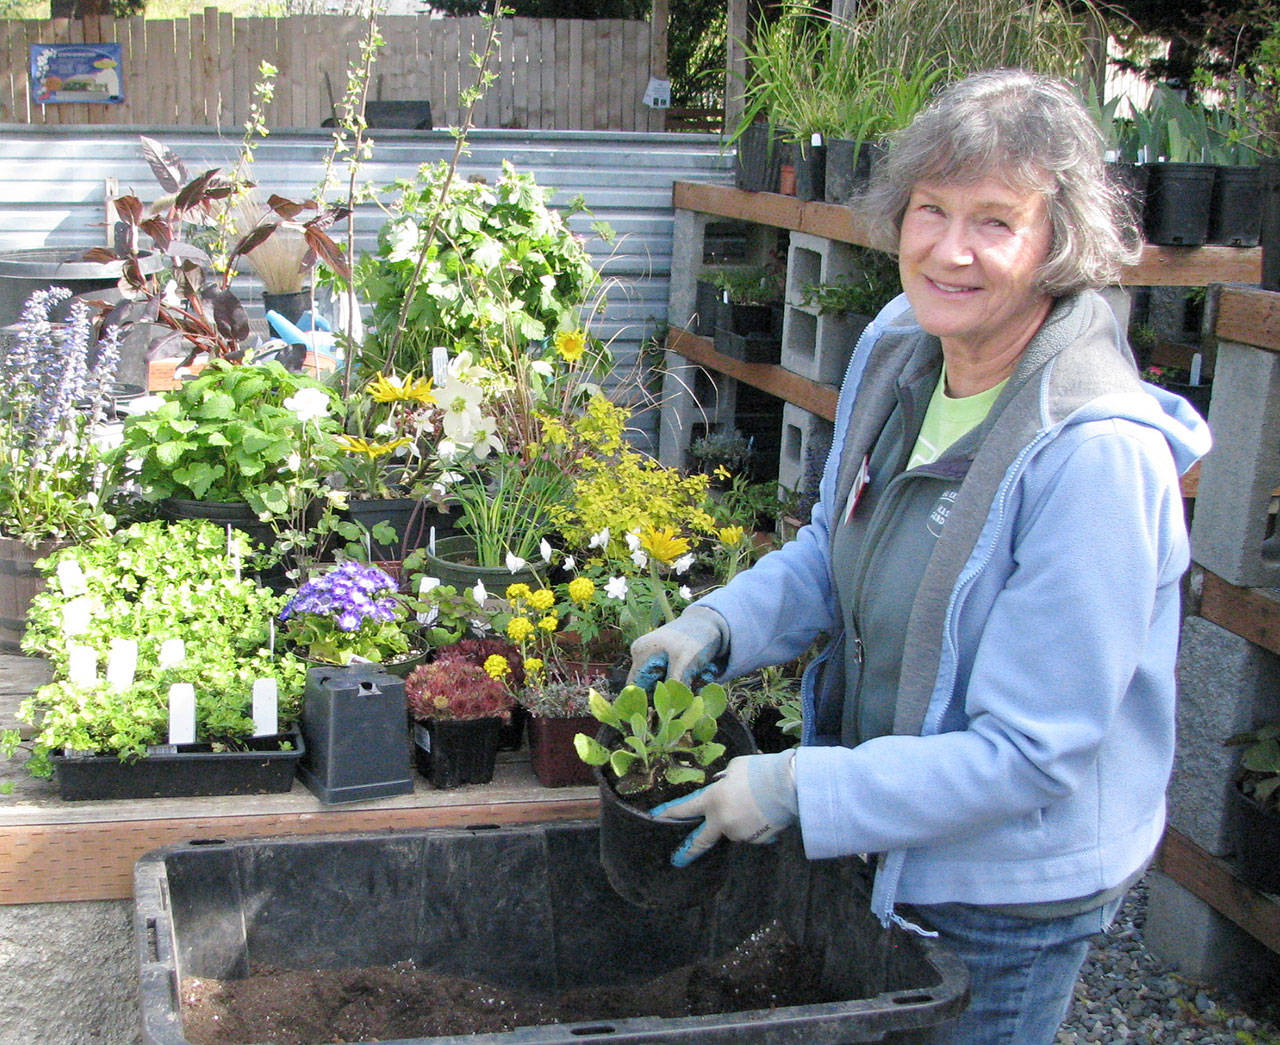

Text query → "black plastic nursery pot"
[1232,784,1280,894]
[794,142,827,202]
[338,497,457,563]
[298,664,413,804]
[594,712,757,910]
[824,139,882,205]
[52,727,304,802]
[1143,162,1217,246]
[134,820,969,1045]
[1262,158,1280,292]
[411,715,504,789]
[734,123,789,193]
[715,326,782,365]
[1209,165,1263,247]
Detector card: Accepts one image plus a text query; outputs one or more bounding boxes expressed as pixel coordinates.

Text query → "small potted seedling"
[574,678,756,907]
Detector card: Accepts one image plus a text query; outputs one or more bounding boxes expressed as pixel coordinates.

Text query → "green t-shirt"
[906,369,1008,470]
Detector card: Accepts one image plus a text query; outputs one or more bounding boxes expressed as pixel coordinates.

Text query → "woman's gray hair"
[860,69,1142,296]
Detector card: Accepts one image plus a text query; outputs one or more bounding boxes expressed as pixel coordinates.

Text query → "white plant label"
[158,637,186,669]
[67,644,97,687]
[252,678,278,737]
[167,683,196,745]
[105,637,137,689]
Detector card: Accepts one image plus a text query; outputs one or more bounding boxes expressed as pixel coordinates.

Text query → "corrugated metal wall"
[0,125,733,450]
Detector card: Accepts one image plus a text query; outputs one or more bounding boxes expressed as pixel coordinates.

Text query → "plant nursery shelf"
[672,182,1263,288]
[1156,827,1280,955]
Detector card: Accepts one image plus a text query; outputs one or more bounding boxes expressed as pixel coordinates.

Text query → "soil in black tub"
[180,921,830,1045]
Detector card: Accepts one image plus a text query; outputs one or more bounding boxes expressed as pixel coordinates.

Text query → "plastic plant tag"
[67,644,97,687]
[252,678,279,737]
[105,637,137,689]
[55,559,87,595]
[158,637,186,669]
[167,683,196,745]
[61,597,92,638]
[432,345,449,384]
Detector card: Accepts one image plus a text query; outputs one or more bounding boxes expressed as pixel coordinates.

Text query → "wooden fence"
[0,11,665,132]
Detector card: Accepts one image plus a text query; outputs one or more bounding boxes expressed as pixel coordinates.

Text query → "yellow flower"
[528,588,555,611]
[718,525,746,548]
[368,373,436,404]
[336,434,412,458]
[538,614,559,632]
[567,576,595,605]
[714,464,732,481]
[484,654,510,680]
[506,617,534,642]
[432,694,450,710]
[524,656,544,675]
[554,329,587,363]
[506,583,533,603]
[639,525,691,565]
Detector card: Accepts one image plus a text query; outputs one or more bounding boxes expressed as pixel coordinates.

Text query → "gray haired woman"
[629,69,1212,1044]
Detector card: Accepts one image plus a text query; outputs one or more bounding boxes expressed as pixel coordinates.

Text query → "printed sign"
[30,42,123,104]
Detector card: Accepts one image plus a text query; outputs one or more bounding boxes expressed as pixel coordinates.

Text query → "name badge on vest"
[842,454,871,525]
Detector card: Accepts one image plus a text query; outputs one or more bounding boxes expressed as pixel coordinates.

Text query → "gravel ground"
[1058,876,1280,1044]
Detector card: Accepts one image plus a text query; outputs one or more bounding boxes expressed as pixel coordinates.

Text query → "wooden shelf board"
[1157,827,1280,954]
[1216,285,1280,354]
[0,794,599,905]
[673,181,1262,288]
[667,327,838,421]
[1197,568,1280,659]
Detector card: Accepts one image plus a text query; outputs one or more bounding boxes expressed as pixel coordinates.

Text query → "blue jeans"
[913,895,1125,1045]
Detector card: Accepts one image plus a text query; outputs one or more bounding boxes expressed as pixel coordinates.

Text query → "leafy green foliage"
[1227,721,1280,813]
[573,679,728,796]
[117,360,341,517]
[15,520,306,772]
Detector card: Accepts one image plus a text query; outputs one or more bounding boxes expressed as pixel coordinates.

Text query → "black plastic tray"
[134,820,968,1044]
[54,726,304,801]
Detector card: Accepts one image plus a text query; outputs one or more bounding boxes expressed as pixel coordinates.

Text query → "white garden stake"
[105,637,138,689]
[61,597,92,638]
[158,637,186,669]
[167,683,196,745]
[227,525,241,582]
[252,678,279,737]
[67,644,97,687]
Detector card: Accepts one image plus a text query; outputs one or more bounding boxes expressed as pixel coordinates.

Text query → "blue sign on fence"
[29,43,123,105]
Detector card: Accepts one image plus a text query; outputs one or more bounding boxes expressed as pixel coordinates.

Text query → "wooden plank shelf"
[1198,568,1280,659]
[1157,828,1280,955]
[672,181,1263,288]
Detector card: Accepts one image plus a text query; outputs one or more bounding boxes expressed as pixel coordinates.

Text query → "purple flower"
[279,561,401,631]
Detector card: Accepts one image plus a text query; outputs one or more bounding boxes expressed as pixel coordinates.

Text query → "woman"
[630,70,1212,1044]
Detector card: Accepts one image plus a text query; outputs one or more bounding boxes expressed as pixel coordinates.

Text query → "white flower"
[285,451,302,472]
[588,527,610,550]
[55,560,87,594]
[471,580,488,604]
[505,552,528,573]
[625,531,642,552]
[540,539,553,563]
[283,386,330,424]
[630,548,649,569]
[679,585,693,601]
[604,575,629,600]
[437,438,461,460]
[673,553,695,576]
[562,555,576,571]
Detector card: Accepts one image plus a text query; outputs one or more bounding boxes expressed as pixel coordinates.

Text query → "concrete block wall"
[781,231,866,386]
[779,401,834,495]
[1189,339,1280,586]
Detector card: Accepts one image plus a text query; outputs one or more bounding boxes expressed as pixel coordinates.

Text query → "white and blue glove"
[650,750,799,867]
[627,606,728,692]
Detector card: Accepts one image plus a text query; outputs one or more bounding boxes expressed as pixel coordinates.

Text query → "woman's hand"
[627,607,728,690]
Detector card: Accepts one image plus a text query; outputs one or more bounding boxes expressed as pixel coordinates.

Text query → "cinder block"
[778,402,834,495]
[1144,870,1280,992]
[781,304,867,385]
[1190,339,1280,586]
[783,231,861,308]
[1168,616,1280,854]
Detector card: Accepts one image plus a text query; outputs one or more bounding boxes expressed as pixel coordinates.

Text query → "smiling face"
[898,175,1055,370]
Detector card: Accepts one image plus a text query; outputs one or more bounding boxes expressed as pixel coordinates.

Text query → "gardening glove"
[627,606,729,692]
[650,750,799,867]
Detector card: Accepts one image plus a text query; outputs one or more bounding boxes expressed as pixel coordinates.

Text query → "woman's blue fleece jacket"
[696,289,1213,927]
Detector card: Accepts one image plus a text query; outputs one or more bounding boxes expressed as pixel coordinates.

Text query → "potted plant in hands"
[0,288,125,651]
[1225,720,1280,892]
[4,519,307,799]
[405,653,516,789]
[573,679,756,907]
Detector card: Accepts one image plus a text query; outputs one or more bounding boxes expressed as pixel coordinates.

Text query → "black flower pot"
[1209,165,1263,247]
[824,139,882,204]
[734,123,789,193]
[160,497,276,552]
[339,497,457,563]
[1107,161,1149,227]
[1143,162,1217,246]
[693,278,721,337]
[1232,782,1280,893]
[794,142,826,202]
[594,711,756,908]
[262,289,311,328]
[1260,158,1280,292]
[413,716,504,789]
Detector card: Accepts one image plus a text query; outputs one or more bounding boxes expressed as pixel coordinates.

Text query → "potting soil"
[180,920,831,1045]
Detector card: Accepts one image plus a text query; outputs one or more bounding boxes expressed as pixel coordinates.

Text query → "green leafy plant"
[117,360,342,517]
[689,428,754,476]
[726,664,801,731]
[574,678,729,797]
[8,519,305,775]
[708,263,784,306]
[404,575,501,648]
[1226,721,1280,814]
[0,289,123,546]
